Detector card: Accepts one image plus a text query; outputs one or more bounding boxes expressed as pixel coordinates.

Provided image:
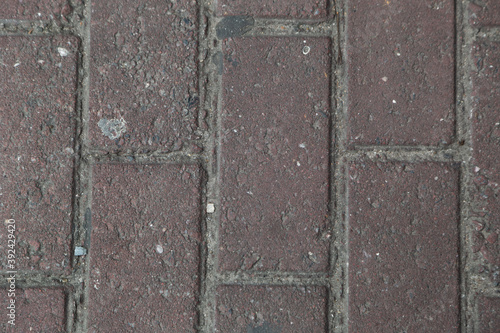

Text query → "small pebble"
[207,203,215,213]
[57,47,70,57]
[74,246,87,256]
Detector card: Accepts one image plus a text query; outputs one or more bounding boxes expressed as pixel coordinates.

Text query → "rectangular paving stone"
[470,39,500,283]
[347,0,455,146]
[0,0,71,20]
[216,285,327,332]
[90,0,198,151]
[219,37,331,272]
[0,36,78,272]
[478,297,500,333]
[89,164,201,332]
[1,288,66,333]
[348,161,460,332]
[469,1,500,27]
[217,0,327,18]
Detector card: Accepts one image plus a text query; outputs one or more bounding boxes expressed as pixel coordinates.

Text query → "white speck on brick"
[57,47,70,57]
[156,244,164,254]
[207,203,215,213]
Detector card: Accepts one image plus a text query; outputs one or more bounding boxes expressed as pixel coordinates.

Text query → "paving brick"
[347,0,455,146]
[0,36,78,272]
[90,0,198,151]
[478,297,500,333]
[0,0,71,20]
[471,39,500,282]
[89,164,201,332]
[219,37,331,272]
[217,0,327,19]
[215,285,327,332]
[1,288,66,333]
[469,1,500,27]
[348,161,460,332]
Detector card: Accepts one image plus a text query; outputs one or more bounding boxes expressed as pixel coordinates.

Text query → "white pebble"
[57,47,70,57]
[207,203,215,213]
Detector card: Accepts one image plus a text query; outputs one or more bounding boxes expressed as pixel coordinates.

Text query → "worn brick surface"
[348,162,460,332]
[89,164,201,332]
[0,0,71,20]
[1,288,66,333]
[471,39,500,283]
[0,36,77,272]
[347,0,455,146]
[217,0,327,18]
[219,37,331,272]
[90,0,198,151]
[215,285,327,332]
[469,1,500,27]
[478,297,500,332]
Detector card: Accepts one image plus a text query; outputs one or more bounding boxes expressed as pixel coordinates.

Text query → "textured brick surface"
[347,0,455,146]
[0,36,77,271]
[219,37,331,272]
[478,297,500,333]
[215,285,327,332]
[90,0,198,151]
[0,0,71,20]
[217,0,327,18]
[469,1,500,27]
[471,39,500,281]
[1,288,66,333]
[348,162,460,332]
[89,164,201,332]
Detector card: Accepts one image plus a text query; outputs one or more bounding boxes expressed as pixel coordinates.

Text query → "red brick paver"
[0,0,71,20]
[347,0,455,146]
[215,285,327,332]
[478,296,500,333]
[89,164,201,332]
[1,288,66,333]
[219,37,331,272]
[0,36,78,272]
[348,161,460,332]
[90,0,198,151]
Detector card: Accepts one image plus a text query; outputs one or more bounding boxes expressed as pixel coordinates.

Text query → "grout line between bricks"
[243,18,335,37]
[70,0,92,331]
[218,271,330,286]
[327,10,338,333]
[462,2,479,332]
[331,0,348,332]
[344,146,464,163]
[87,150,203,164]
[455,1,471,332]
[197,0,220,331]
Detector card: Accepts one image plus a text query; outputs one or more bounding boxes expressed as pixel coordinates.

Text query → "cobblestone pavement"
[0,0,499,332]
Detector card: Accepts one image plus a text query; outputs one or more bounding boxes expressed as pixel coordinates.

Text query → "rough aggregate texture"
[347,0,455,146]
[348,161,460,332]
[90,0,198,152]
[89,164,201,332]
[0,36,78,272]
[219,37,331,272]
[216,285,327,332]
